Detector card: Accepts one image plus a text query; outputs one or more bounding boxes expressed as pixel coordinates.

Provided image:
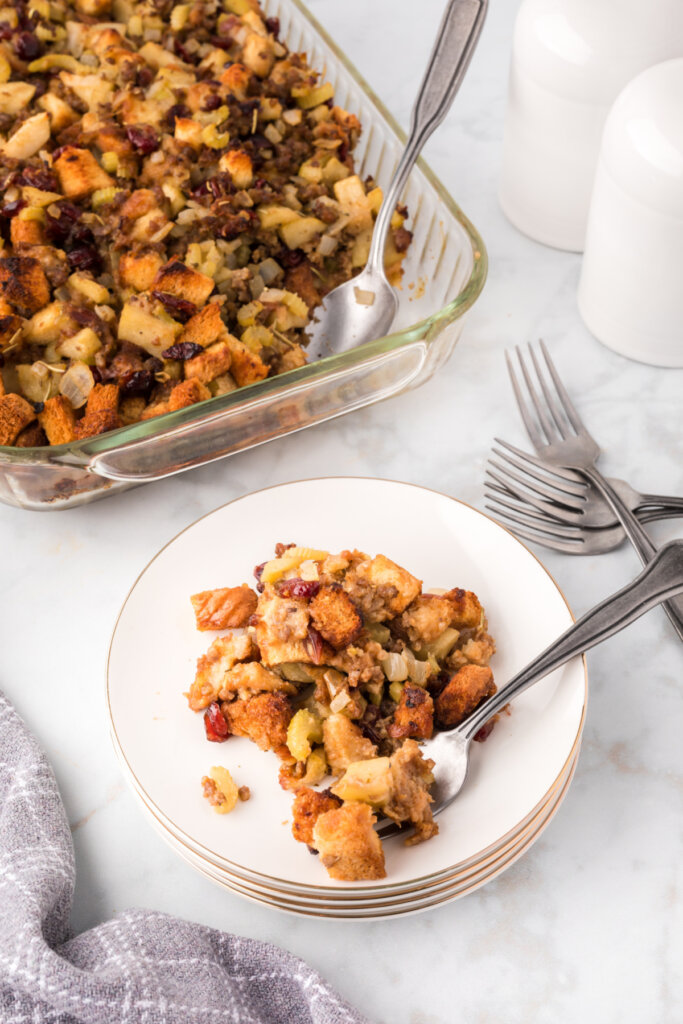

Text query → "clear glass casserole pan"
[0,0,487,511]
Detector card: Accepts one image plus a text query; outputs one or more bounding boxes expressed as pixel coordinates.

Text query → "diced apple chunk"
[279,216,326,249]
[1,112,51,161]
[118,296,182,357]
[57,327,101,362]
[0,83,36,116]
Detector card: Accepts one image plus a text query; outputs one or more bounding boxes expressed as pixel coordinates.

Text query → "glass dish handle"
[84,341,431,482]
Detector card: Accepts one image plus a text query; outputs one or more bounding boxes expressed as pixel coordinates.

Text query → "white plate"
[108,478,586,891]
[133,752,578,920]
[117,733,578,908]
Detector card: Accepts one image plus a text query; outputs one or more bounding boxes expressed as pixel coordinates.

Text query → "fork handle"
[367,0,488,271]
[638,492,683,513]
[581,466,683,642]
[459,539,683,740]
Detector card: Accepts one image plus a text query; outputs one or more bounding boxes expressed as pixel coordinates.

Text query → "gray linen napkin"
[0,691,370,1024]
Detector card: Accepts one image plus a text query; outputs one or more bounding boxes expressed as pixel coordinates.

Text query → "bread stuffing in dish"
[0,0,412,447]
[186,543,498,882]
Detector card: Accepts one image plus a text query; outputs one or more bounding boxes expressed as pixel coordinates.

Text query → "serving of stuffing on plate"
[0,0,412,447]
[185,544,498,882]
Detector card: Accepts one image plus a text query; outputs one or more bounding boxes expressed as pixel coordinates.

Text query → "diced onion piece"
[426,627,460,662]
[380,652,408,683]
[59,361,94,409]
[317,233,338,257]
[404,648,430,686]
[257,257,282,285]
[329,689,351,713]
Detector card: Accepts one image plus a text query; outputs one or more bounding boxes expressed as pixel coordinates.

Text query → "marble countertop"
[2,1,682,1021]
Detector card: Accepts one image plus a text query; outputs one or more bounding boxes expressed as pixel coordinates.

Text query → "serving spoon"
[377,537,683,839]
[305,0,488,356]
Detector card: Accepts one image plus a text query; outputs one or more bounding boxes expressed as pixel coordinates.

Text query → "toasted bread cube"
[312,802,385,881]
[187,633,257,710]
[1,112,51,161]
[14,421,47,448]
[225,335,268,386]
[351,554,422,619]
[183,340,232,385]
[174,117,202,149]
[0,256,50,317]
[218,62,251,98]
[119,189,157,221]
[10,217,44,247]
[322,713,377,776]
[309,584,362,651]
[38,395,76,445]
[118,295,182,357]
[400,594,454,646]
[252,587,311,666]
[179,303,224,348]
[383,740,437,844]
[93,123,132,157]
[59,72,113,111]
[118,251,164,293]
[191,584,257,631]
[291,787,341,846]
[153,260,215,305]
[435,665,496,730]
[388,685,434,741]
[0,314,23,353]
[73,408,121,440]
[38,92,78,132]
[222,692,293,757]
[0,82,36,117]
[218,149,253,188]
[76,0,111,14]
[241,31,274,77]
[86,382,119,415]
[0,393,36,445]
[444,588,485,630]
[54,147,114,199]
[119,395,146,425]
[167,377,211,410]
[218,661,295,699]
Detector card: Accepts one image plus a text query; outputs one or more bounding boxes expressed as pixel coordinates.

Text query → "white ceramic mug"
[498,0,683,252]
[577,59,683,368]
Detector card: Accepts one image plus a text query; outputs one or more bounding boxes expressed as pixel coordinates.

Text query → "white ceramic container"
[578,59,683,367]
[498,0,683,251]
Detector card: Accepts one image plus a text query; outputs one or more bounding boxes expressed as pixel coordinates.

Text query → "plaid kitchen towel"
[0,691,370,1024]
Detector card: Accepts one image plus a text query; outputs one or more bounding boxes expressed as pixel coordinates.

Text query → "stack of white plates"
[108,479,586,920]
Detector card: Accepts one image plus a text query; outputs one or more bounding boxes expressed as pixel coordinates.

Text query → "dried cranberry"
[14,31,41,61]
[166,103,191,127]
[67,246,102,273]
[211,36,233,51]
[275,578,320,599]
[173,39,193,63]
[473,720,496,743]
[204,702,230,742]
[278,248,305,268]
[90,367,103,384]
[0,199,26,218]
[152,291,198,324]
[202,93,222,112]
[20,167,58,192]
[338,141,349,163]
[0,22,13,41]
[265,16,280,38]
[253,561,266,593]
[120,370,154,396]
[304,625,325,665]
[161,341,204,360]
[125,124,160,155]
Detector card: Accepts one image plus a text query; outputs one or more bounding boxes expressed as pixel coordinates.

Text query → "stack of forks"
[485,342,683,639]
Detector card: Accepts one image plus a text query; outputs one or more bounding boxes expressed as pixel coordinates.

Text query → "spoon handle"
[460,538,683,740]
[366,0,488,271]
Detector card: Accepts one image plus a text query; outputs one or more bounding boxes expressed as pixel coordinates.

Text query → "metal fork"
[506,341,683,641]
[487,439,683,529]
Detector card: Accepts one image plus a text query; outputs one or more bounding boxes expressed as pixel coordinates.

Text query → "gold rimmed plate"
[108,478,586,896]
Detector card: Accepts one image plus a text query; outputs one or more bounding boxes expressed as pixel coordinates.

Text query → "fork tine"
[484,491,590,536]
[493,438,585,488]
[484,503,588,555]
[538,339,586,435]
[514,345,561,444]
[486,464,583,513]
[528,343,572,439]
[505,350,547,450]
[489,452,586,507]
[485,471,588,525]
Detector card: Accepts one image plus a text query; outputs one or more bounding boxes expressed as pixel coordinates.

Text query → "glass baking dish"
[0,0,487,511]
